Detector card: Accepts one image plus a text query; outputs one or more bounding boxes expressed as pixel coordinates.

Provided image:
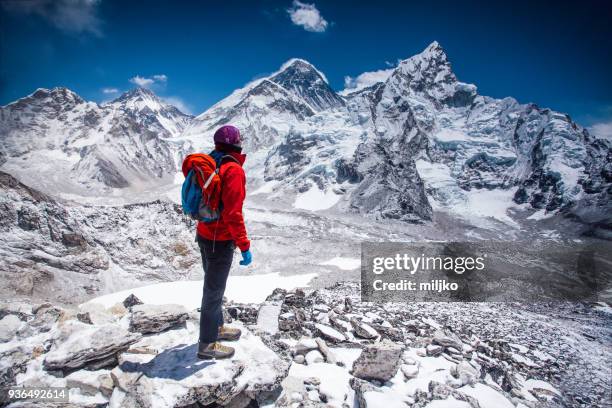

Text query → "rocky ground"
[1,282,610,408]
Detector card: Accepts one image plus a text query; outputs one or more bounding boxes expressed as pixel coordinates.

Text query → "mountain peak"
[270,58,344,111]
[32,87,84,103]
[277,58,328,83]
[112,87,158,103]
[1,87,85,110]
[424,40,442,52]
[398,41,450,68]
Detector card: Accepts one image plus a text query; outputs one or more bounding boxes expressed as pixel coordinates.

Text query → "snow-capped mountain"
[180,59,334,154]
[269,59,345,112]
[1,42,609,225]
[104,87,192,138]
[250,42,610,225]
[0,87,192,196]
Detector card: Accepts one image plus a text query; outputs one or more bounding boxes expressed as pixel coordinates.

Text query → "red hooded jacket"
[196,151,250,252]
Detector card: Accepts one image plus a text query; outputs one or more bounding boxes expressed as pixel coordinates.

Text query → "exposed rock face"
[268,59,345,112]
[0,171,199,304]
[129,304,188,334]
[351,341,404,382]
[43,323,142,372]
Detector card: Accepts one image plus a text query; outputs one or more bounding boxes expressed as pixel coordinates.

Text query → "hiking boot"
[218,325,242,341]
[197,342,235,360]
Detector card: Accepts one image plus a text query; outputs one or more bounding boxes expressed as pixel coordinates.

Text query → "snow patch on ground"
[294,186,341,211]
[415,159,520,228]
[84,272,317,308]
[459,383,514,408]
[527,209,555,221]
[320,257,361,270]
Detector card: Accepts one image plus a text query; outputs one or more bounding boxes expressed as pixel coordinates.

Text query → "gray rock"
[0,315,23,342]
[30,305,64,332]
[314,323,346,343]
[452,361,480,386]
[432,329,463,350]
[65,369,114,397]
[0,302,32,320]
[429,381,453,399]
[129,304,188,334]
[314,337,336,364]
[426,344,443,356]
[123,294,144,308]
[351,341,404,382]
[43,324,141,372]
[293,337,318,355]
[349,377,379,408]
[76,312,93,325]
[350,318,379,340]
[0,344,34,405]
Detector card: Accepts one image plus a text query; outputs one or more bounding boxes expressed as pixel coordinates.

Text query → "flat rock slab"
[256,301,282,335]
[44,324,141,372]
[129,304,188,334]
[109,323,289,408]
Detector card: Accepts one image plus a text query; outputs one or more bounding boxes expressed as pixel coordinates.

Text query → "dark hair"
[214,142,242,153]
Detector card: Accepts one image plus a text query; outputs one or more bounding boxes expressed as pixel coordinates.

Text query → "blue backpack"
[181,151,237,222]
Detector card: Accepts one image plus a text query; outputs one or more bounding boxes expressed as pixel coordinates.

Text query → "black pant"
[197,236,235,343]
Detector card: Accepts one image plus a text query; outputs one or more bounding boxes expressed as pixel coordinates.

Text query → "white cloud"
[129,74,167,88]
[162,96,192,115]
[2,0,103,36]
[589,121,612,141]
[102,87,119,94]
[342,68,395,94]
[287,0,328,33]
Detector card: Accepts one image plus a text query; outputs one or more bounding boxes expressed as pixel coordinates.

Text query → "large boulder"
[109,323,289,408]
[351,341,404,382]
[43,324,141,372]
[129,304,188,334]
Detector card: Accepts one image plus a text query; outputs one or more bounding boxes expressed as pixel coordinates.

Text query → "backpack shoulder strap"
[221,154,240,165]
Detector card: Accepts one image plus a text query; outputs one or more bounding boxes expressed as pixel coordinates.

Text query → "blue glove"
[239,249,252,266]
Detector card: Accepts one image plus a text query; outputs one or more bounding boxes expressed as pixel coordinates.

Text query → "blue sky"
[1,0,611,134]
